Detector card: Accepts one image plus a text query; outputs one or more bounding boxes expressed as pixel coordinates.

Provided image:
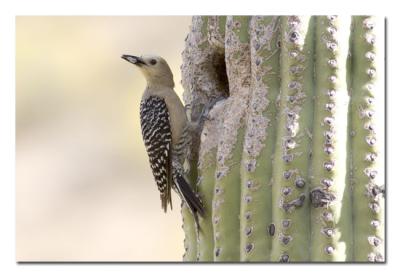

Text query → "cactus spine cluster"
[180,15,384,262]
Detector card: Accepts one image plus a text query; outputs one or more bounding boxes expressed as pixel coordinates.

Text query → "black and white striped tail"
[174,173,204,217]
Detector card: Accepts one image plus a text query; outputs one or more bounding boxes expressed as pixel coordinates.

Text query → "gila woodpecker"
[121,54,204,221]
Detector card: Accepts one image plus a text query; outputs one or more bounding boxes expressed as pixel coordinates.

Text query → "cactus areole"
[180,16,385,262]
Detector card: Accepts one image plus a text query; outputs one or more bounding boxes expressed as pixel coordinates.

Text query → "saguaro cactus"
[180,15,384,262]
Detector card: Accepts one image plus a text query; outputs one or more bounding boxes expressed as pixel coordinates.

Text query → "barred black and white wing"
[140,96,172,212]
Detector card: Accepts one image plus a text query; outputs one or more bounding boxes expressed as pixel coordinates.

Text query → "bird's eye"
[149,59,157,65]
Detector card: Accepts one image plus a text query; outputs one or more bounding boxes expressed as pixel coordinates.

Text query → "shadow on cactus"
[180,15,385,262]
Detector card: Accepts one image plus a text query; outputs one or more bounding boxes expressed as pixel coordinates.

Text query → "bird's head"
[121,54,174,88]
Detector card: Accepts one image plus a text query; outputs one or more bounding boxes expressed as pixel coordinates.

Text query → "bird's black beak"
[121,55,146,66]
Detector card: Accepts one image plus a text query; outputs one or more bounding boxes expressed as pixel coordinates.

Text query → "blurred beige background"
[16,16,192,261]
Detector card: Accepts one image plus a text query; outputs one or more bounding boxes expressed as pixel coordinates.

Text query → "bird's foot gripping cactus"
[180,16,385,262]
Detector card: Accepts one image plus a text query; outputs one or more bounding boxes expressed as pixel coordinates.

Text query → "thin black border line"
[16,16,388,265]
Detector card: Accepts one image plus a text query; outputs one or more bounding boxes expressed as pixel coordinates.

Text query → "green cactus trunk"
[239,16,280,262]
[310,15,353,261]
[180,15,385,262]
